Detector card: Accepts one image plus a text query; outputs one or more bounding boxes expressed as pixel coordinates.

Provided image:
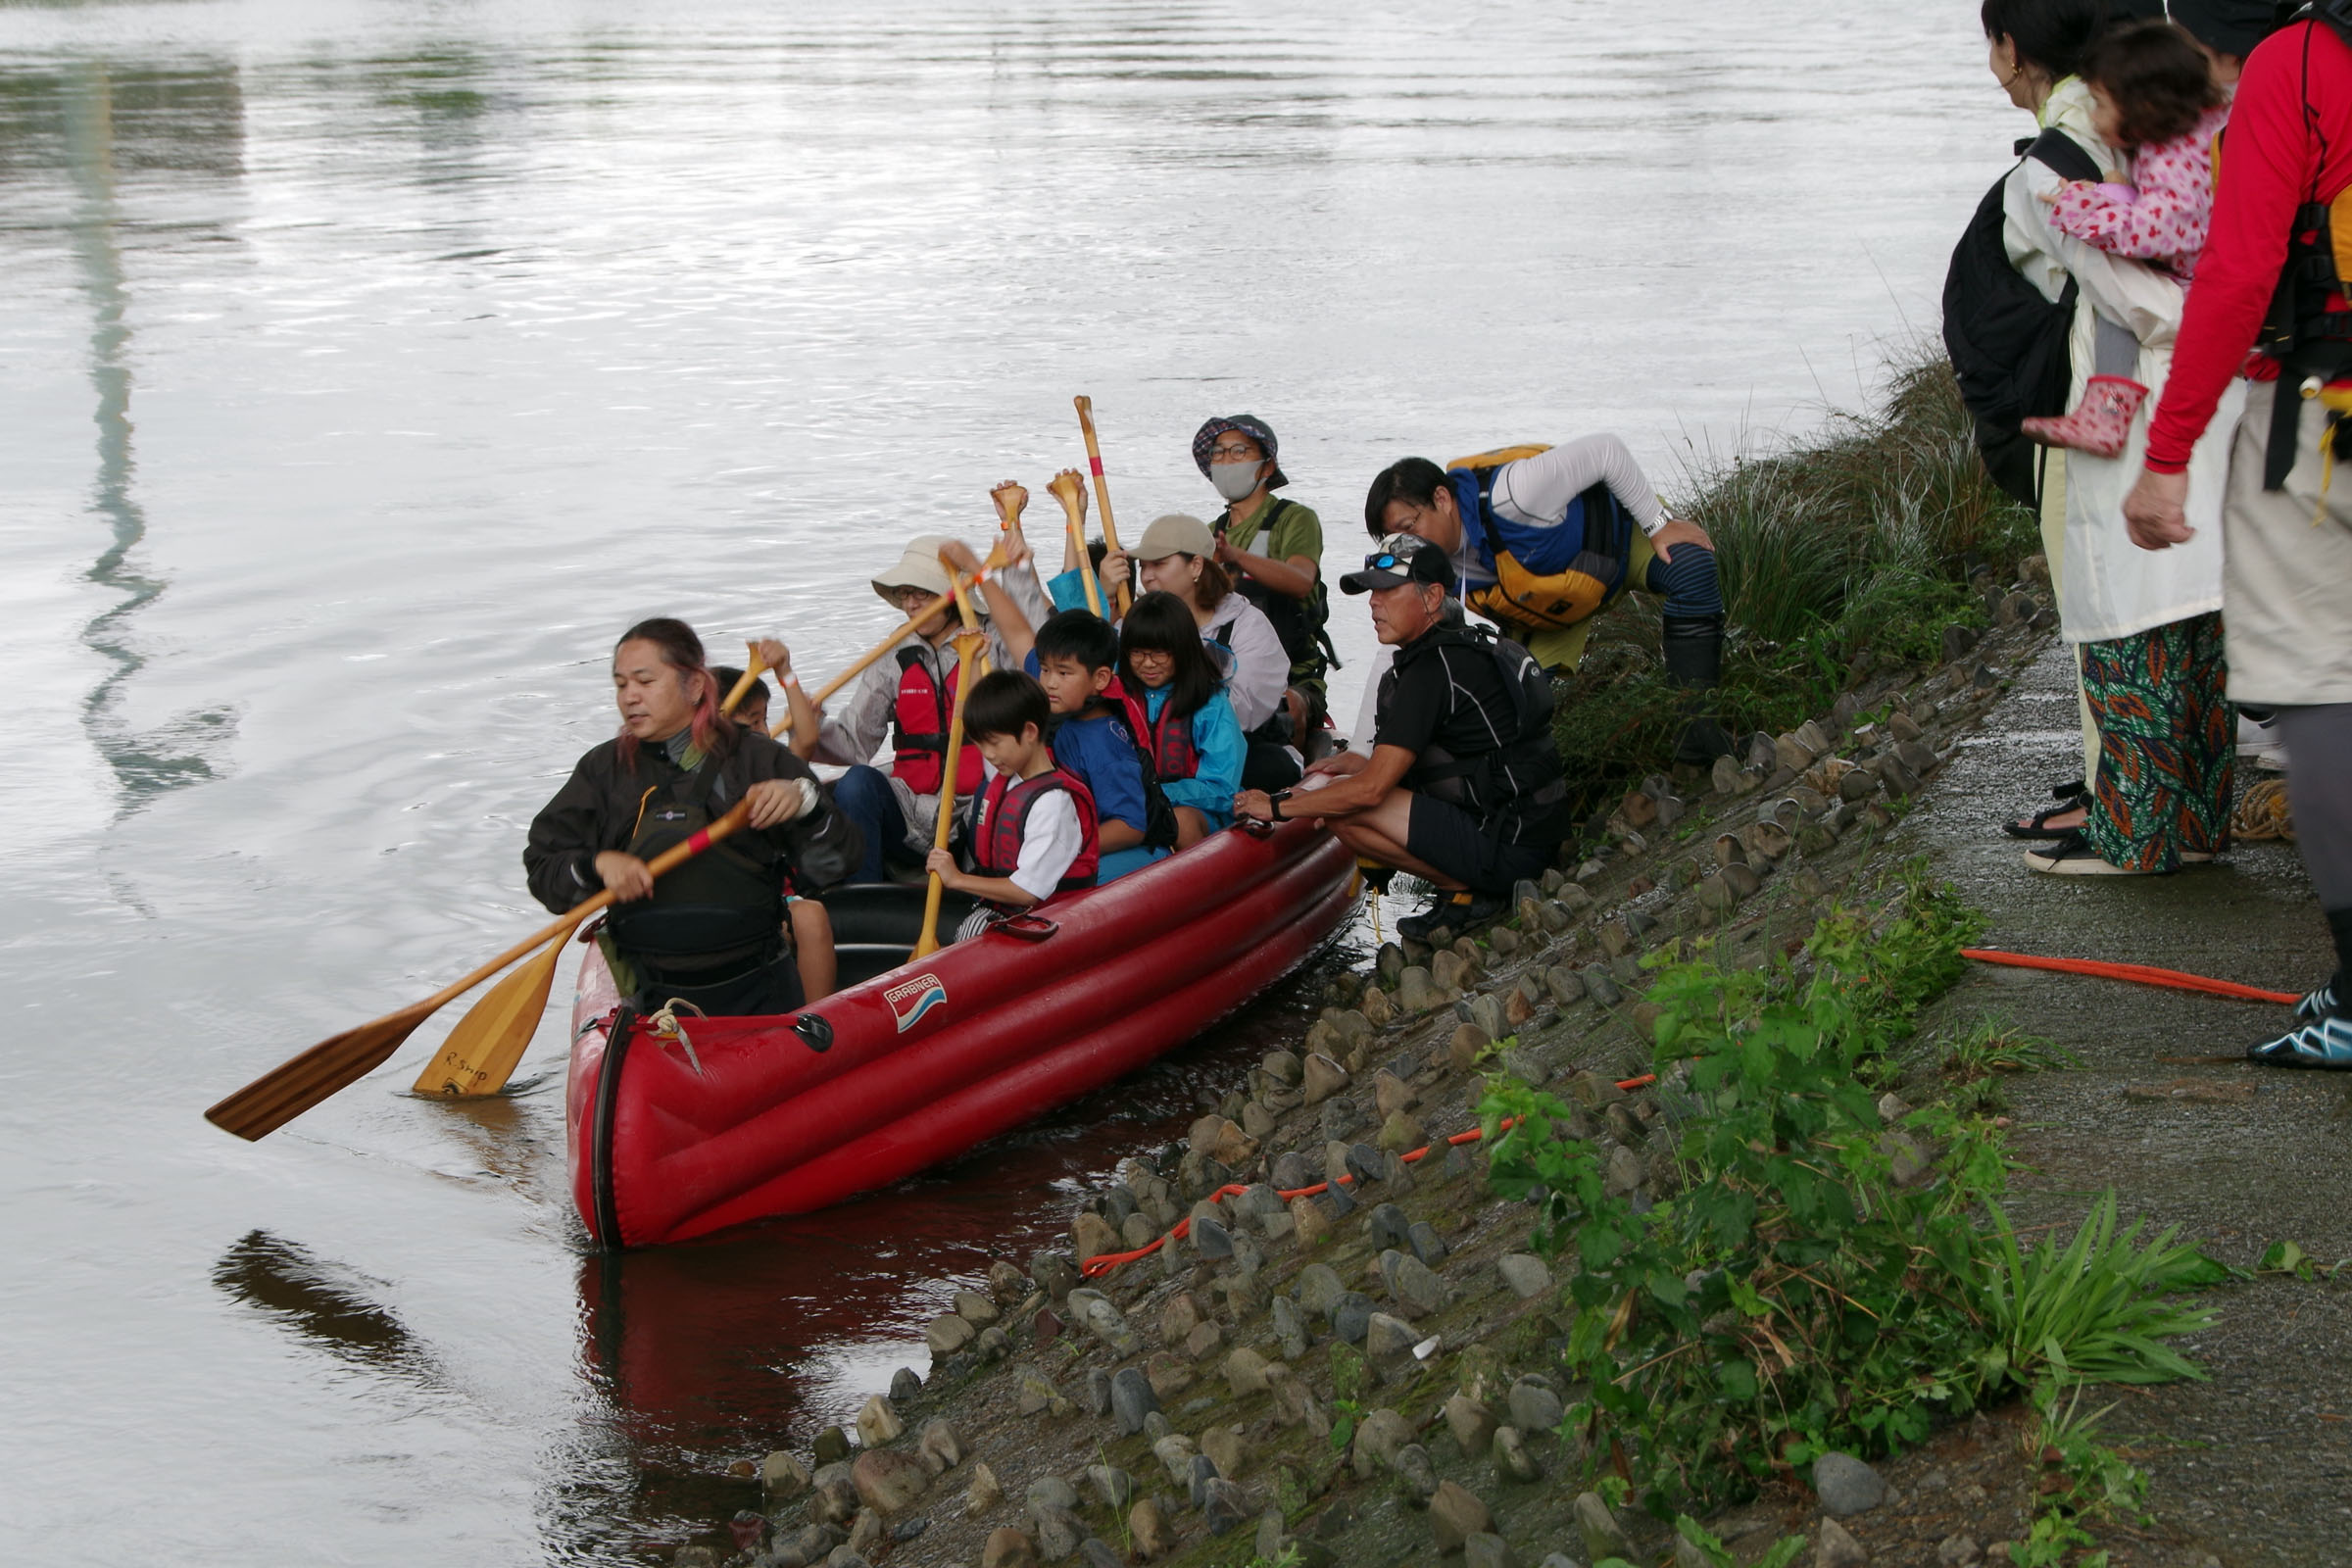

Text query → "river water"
[1,3,2016,1561]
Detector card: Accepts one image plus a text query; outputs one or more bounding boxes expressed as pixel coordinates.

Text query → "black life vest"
[1942,126,2104,506]
[2256,12,2352,487]
[602,752,784,975]
[966,768,1101,898]
[891,646,985,796]
[1213,497,1341,679]
[1378,622,1567,837]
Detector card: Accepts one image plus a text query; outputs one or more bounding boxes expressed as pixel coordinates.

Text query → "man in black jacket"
[1235,536,1567,940]
[526,618,860,1016]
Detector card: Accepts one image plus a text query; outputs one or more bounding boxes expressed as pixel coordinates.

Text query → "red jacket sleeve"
[2144,24,2352,471]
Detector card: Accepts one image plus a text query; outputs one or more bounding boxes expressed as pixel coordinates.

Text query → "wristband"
[782,672,802,687]
[1268,788,1293,820]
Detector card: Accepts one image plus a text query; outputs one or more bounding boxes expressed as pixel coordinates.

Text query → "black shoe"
[1396,889,1506,942]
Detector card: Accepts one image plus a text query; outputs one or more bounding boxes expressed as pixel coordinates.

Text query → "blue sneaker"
[2249,1012,2352,1068]
[2295,981,2339,1022]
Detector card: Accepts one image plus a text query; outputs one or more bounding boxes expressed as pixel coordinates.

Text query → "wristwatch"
[1267,788,1294,820]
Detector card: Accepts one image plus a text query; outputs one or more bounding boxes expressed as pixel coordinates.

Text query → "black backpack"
[1942,128,2103,507]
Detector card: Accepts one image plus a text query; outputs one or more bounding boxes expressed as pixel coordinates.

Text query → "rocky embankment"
[674,584,2082,1568]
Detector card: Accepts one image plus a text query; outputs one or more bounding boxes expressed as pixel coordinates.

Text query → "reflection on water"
[58,62,244,808]
[214,1229,444,1386]
[0,2,2019,1561]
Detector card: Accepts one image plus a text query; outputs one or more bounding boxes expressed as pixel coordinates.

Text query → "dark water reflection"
[1,2,2016,1561]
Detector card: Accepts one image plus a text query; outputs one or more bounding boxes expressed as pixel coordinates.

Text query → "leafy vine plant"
[1480,865,2219,1521]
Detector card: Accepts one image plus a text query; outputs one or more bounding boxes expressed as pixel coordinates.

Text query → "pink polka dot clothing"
[2048,105,2230,280]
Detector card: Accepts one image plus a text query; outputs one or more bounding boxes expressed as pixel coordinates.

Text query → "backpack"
[1942,128,2103,507]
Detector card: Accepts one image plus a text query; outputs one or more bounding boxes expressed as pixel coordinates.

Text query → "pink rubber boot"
[2022,375,2149,460]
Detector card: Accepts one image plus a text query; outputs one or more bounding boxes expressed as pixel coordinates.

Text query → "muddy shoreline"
[649,592,2318,1568]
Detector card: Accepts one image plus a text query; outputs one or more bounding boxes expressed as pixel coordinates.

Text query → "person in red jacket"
[2124,9,2352,1065]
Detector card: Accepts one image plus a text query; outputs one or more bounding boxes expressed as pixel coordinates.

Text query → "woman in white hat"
[812,534,1051,881]
[1100,513,1301,792]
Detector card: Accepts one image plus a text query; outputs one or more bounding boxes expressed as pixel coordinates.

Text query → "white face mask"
[1209,460,1264,504]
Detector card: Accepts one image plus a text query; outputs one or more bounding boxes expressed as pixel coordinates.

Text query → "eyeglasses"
[1207,444,1263,462]
[1362,550,1416,572]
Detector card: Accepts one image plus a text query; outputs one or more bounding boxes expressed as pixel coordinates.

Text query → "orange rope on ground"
[1961,948,2299,1006]
[1079,1071,1660,1279]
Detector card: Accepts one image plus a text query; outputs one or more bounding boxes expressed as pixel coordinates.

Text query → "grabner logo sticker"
[884,972,947,1033]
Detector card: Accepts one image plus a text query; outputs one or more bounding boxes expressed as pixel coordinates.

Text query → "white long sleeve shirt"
[1447,434,1671,589]
[1200,592,1290,733]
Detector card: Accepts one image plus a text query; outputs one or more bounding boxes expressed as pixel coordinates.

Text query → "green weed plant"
[1480,871,2218,1519]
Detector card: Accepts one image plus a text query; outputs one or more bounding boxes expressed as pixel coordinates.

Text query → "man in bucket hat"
[813,533,1051,882]
[1192,415,1337,752]
[1236,534,1567,940]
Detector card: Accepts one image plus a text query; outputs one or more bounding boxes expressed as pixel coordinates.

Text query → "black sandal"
[2000,779,2087,841]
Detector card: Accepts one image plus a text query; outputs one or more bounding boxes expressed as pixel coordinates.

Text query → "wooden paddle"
[718,642,766,718]
[1074,396,1132,615]
[207,801,756,1140]
[1045,468,1105,618]
[769,544,1006,739]
[912,630,986,959]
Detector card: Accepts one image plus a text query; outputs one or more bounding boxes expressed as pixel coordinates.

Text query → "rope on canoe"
[1079,1071,1658,1280]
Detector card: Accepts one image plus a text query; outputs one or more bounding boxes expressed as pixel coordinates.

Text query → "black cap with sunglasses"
[1340,532,1455,595]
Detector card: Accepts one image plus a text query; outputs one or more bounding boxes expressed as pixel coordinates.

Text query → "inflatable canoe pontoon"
[565,818,1357,1250]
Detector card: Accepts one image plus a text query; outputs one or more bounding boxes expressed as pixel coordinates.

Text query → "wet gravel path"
[1892,641,2352,1567]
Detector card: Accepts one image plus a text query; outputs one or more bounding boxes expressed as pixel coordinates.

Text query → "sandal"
[2001,779,2089,841]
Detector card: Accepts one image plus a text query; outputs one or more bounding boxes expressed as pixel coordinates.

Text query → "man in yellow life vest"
[1363,434,1731,763]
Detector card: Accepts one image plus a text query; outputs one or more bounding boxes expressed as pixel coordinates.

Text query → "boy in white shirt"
[925,671,1101,941]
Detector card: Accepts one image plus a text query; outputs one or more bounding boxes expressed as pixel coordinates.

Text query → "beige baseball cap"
[1134,513,1216,562]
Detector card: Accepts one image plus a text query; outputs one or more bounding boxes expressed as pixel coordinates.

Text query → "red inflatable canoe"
[565,819,1356,1250]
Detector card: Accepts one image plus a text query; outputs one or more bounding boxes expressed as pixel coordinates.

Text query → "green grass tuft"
[1551,347,2040,816]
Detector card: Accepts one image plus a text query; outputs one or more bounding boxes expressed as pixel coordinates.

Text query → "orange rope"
[1079,1071,1659,1279]
[1961,948,2299,1006]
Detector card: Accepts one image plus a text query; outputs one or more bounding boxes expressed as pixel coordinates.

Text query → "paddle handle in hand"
[1046,470,1105,618]
[719,643,766,718]
[1074,396,1131,616]
[913,634,985,960]
[770,545,1007,739]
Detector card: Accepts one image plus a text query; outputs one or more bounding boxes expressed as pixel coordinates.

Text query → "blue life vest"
[1446,455,1634,633]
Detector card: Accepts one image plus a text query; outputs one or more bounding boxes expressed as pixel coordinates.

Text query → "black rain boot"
[1662,613,1735,764]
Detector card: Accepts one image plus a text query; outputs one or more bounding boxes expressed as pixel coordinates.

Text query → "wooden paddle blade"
[411,936,565,1097]
[204,1005,435,1141]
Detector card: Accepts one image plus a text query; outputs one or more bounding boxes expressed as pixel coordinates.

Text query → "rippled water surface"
[1,2,2015,1560]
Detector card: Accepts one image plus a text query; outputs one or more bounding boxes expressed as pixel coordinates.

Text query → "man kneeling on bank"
[1234,534,1568,940]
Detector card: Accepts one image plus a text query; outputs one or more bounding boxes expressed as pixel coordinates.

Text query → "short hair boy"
[926,669,1101,941]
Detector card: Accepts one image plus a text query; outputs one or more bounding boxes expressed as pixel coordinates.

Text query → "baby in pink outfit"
[2024,21,2229,460]
[2048,102,2230,280]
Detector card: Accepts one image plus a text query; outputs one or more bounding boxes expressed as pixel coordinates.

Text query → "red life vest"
[969,768,1100,896]
[892,647,985,796]
[1118,687,1200,783]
